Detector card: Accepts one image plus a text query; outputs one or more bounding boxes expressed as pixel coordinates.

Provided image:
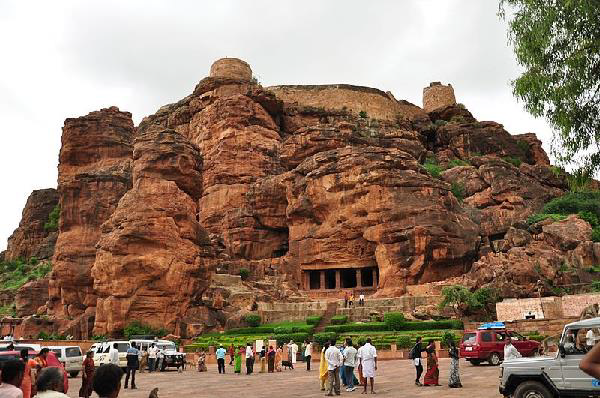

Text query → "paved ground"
[67,358,503,397]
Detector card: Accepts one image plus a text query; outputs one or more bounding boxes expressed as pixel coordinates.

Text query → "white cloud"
[0,0,556,250]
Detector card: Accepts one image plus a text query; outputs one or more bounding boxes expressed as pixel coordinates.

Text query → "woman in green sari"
[234,346,244,374]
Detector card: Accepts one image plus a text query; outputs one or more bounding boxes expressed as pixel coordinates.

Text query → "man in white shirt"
[357,338,377,394]
[343,338,358,392]
[325,340,343,396]
[0,360,25,398]
[109,343,120,367]
[304,340,313,371]
[245,343,254,375]
[503,339,521,361]
[147,343,158,372]
[289,340,299,367]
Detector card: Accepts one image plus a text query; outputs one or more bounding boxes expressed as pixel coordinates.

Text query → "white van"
[47,346,83,377]
[92,341,130,369]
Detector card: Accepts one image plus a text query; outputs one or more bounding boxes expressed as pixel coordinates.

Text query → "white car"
[0,342,42,352]
[47,346,83,378]
[92,341,130,369]
[129,339,185,371]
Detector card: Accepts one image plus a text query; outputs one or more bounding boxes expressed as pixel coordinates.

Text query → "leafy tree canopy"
[500,1,600,173]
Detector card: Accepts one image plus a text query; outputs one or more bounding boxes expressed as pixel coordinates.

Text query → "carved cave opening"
[325,270,336,289]
[341,268,357,288]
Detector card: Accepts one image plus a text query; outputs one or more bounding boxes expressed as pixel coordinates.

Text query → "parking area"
[67,358,503,397]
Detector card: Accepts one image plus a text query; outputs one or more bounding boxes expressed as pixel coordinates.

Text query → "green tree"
[438,285,472,316]
[500,1,600,173]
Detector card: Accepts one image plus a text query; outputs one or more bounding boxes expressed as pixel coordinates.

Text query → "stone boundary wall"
[268,84,402,121]
[496,293,600,321]
[465,317,577,337]
[12,339,96,353]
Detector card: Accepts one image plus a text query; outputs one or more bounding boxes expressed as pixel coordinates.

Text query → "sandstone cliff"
[4,58,594,337]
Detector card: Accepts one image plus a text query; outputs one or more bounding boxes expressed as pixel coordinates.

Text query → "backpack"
[408,345,416,360]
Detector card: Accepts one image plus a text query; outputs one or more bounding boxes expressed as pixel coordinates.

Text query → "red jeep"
[460,328,540,366]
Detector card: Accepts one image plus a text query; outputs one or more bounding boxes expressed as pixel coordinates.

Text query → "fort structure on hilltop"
[2,57,597,339]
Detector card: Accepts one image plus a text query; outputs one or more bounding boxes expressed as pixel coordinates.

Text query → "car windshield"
[561,328,587,355]
[66,347,81,357]
[462,333,476,343]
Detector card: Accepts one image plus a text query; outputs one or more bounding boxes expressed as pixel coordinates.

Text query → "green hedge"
[306,316,322,325]
[396,335,411,349]
[273,333,309,346]
[314,332,337,346]
[330,315,348,325]
[224,326,275,335]
[245,314,261,327]
[384,312,406,331]
[323,322,388,333]
[273,325,314,334]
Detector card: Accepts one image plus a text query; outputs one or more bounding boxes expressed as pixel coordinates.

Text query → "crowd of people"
[0,354,125,398]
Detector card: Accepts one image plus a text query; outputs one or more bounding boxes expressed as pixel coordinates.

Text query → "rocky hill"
[2,58,599,338]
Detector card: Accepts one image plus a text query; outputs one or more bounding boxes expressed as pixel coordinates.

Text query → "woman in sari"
[423,340,441,386]
[275,345,283,372]
[319,342,329,391]
[20,348,36,398]
[448,341,462,388]
[267,346,275,373]
[79,351,95,398]
[234,346,244,374]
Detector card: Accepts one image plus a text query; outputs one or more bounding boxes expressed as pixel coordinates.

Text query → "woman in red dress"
[423,340,441,386]
[80,351,95,398]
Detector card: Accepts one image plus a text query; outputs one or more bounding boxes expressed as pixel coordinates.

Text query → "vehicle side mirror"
[558,344,566,358]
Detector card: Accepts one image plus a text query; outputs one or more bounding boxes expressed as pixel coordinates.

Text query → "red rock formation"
[15,277,49,317]
[92,127,210,335]
[48,107,133,318]
[2,189,58,262]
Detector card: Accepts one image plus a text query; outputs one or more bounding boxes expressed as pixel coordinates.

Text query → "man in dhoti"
[289,340,298,368]
[357,338,377,394]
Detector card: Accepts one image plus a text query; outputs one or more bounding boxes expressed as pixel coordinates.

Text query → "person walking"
[411,337,424,386]
[423,340,440,386]
[289,340,298,369]
[259,345,266,373]
[343,339,357,392]
[357,338,377,394]
[359,293,365,307]
[147,344,158,372]
[344,292,349,308]
[20,349,36,398]
[216,344,227,374]
[79,351,95,398]
[124,342,139,389]
[275,345,283,372]
[229,344,235,366]
[348,294,354,308]
[319,342,330,391]
[448,341,462,388]
[245,343,254,375]
[234,346,244,374]
[305,340,313,371]
[325,339,343,396]
[109,343,120,367]
[268,346,276,373]
[0,359,25,398]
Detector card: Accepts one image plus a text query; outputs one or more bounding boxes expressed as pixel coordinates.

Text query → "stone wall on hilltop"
[3,58,589,337]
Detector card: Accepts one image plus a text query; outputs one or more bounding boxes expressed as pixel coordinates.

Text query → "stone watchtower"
[422,82,456,113]
[209,58,253,81]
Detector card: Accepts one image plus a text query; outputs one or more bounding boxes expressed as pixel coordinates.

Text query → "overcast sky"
[0,0,554,251]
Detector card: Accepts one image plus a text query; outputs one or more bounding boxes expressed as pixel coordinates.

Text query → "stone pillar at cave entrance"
[335,270,341,290]
[320,271,325,290]
[372,268,378,288]
[356,269,362,288]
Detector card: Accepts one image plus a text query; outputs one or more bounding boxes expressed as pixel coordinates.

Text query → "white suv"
[500,317,600,397]
[47,346,83,378]
[91,341,130,370]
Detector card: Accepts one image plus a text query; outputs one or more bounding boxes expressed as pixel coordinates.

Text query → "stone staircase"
[313,301,338,334]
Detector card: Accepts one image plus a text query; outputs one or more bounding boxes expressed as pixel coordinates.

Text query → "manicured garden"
[185,312,465,352]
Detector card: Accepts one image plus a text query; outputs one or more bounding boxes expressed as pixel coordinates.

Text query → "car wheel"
[489,352,501,366]
[69,371,79,378]
[513,381,552,398]
[468,359,482,366]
